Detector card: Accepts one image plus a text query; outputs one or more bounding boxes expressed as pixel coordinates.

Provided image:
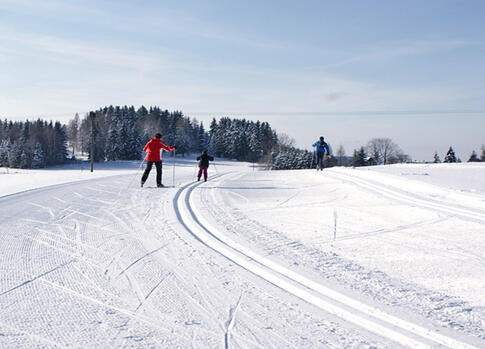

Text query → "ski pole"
[116,158,145,196]
[172,149,176,187]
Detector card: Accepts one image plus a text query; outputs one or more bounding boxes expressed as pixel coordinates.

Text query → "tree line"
[2,106,483,170]
[0,105,280,169]
[0,119,67,168]
[269,137,410,170]
[65,105,279,164]
[271,140,485,170]
[432,146,485,163]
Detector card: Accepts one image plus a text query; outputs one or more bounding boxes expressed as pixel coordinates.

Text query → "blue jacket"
[312,140,329,154]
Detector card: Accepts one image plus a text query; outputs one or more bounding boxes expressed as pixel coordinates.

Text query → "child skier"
[312,136,330,171]
[141,133,175,188]
[196,150,214,182]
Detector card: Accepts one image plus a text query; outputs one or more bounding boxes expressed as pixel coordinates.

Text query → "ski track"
[191,171,482,347]
[225,294,243,349]
[174,174,479,348]
[321,169,485,266]
[232,176,484,338]
[2,165,485,348]
[325,169,485,224]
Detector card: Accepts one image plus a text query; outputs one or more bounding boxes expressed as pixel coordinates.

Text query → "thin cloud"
[321,39,478,69]
[0,30,166,73]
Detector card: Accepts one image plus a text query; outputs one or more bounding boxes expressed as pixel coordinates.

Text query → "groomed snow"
[1,160,485,348]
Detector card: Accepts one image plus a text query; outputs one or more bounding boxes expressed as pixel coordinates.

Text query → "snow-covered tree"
[248,121,263,162]
[8,142,22,168]
[468,150,479,162]
[20,150,30,168]
[433,151,441,163]
[0,139,10,167]
[198,122,209,152]
[443,146,457,163]
[67,113,79,156]
[54,121,68,164]
[31,142,45,168]
[105,125,119,161]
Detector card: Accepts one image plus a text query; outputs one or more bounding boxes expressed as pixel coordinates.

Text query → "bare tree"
[336,145,346,166]
[366,138,407,164]
[277,133,295,150]
[66,113,80,156]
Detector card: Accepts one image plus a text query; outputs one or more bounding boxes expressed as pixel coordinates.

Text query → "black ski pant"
[316,152,324,170]
[142,161,162,186]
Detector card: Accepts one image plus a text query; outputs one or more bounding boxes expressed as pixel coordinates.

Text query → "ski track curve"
[324,169,485,224]
[174,173,480,349]
[203,171,485,342]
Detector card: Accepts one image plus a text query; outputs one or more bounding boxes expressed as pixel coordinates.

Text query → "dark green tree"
[443,146,457,163]
[468,150,479,162]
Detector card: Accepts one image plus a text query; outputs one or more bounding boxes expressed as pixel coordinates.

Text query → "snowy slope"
[1,161,485,348]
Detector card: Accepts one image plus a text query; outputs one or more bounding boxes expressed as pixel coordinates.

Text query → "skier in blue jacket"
[312,136,330,170]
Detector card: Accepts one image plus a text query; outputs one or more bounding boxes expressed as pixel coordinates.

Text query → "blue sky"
[1,0,484,160]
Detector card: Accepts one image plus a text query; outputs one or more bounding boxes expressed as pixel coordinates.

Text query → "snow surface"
[1,159,485,348]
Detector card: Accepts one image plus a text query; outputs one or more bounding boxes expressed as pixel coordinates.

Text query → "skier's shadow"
[143,186,176,189]
[198,186,283,190]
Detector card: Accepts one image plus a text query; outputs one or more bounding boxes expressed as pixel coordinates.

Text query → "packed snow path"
[1,161,485,348]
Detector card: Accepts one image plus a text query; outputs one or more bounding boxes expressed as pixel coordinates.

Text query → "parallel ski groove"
[174,176,478,349]
[325,170,485,223]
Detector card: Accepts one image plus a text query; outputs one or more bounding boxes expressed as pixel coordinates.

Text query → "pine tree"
[54,122,68,164]
[0,139,10,167]
[480,145,485,162]
[176,128,192,157]
[67,113,79,156]
[207,118,218,155]
[31,142,45,168]
[20,150,30,168]
[8,142,22,168]
[105,125,119,161]
[137,105,148,119]
[198,122,208,152]
[118,121,130,160]
[443,146,457,163]
[20,121,30,145]
[248,121,263,162]
[433,151,441,163]
[468,151,479,162]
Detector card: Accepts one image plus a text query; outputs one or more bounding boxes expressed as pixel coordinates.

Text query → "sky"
[1,0,484,161]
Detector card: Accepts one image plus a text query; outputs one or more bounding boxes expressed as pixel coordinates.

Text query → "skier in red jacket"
[141,133,175,188]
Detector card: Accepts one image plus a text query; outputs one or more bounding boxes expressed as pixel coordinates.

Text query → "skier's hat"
[154,133,162,139]
[320,136,324,140]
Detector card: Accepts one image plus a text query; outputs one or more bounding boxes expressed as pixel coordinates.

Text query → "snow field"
[183,173,476,348]
[1,161,485,348]
[194,165,485,346]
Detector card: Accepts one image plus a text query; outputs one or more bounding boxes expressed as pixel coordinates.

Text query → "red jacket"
[143,138,174,162]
